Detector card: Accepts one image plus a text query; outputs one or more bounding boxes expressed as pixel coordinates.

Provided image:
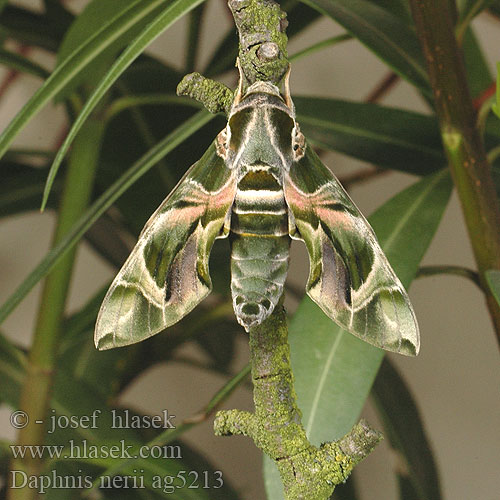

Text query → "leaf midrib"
[305,330,343,435]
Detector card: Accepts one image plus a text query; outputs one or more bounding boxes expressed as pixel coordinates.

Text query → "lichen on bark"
[214,304,382,500]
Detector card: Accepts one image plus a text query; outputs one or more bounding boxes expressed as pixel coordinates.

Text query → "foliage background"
[0,0,499,499]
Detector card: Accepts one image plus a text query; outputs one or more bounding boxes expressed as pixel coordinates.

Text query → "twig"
[416,265,482,290]
[410,0,500,346]
[365,71,399,103]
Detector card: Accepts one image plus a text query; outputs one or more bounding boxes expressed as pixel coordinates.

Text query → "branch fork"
[214,305,381,499]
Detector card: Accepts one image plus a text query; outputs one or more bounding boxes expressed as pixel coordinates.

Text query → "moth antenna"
[283,65,292,109]
[233,58,245,106]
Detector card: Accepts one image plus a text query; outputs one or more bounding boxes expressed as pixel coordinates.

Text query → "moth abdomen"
[230,168,290,330]
[230,236,289,329]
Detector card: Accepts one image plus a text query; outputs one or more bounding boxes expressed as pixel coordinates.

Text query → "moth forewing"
[94,144,237,350]
[284,146,420,356]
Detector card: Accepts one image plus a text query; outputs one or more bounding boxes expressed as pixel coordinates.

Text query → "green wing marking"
[284,146,419,355]
[95,144,236,350]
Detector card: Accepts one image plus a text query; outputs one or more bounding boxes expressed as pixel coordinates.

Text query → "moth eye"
[293,144,299,151]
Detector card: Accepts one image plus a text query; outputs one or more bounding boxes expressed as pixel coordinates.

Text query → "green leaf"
[372,358,442,500]
[0,4,72,51]
[0,110,214,326]
[264,169,453,499]
[0,48,50,79]
[289,34,352,63]
[302,0,430,95]
[82,367,249,499]
[0,332,26,406]
[42,0,206,210]
[462,27,493,99]
[0,0,199,169]
[0,162,61,217]
[458,0,496,25]
[367,0,412,23]
[485,270,500,306]
[55,0,165,101]
[3,351,240,499]
[295,96,445,174]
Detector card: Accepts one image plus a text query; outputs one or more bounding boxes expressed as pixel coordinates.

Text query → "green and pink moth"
[95,66,419,356]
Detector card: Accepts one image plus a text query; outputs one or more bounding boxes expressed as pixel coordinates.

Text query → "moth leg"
[216,127,229,159]
[292,124,306,161]
[283,64,292,109]
[233,58,245,107]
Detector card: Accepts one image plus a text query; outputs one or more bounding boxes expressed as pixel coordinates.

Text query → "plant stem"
[214,304,381,499]
[8,118,105,500]
[417,265,482,289]
[365,71,399,103]
[409,0,500,346]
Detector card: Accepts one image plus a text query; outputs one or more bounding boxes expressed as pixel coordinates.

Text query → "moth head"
[232,59,294,113]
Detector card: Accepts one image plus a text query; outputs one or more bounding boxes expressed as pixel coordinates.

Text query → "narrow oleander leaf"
[0,0,200,171]
[0,162,61,217]
[264,170,452,499]
[295,97,445,175]
[302,0,430,95]
[95,57,226,235]
[459,0,496,23]
[54,0,164,101]
[489,1,500,17]
[41,0,206,210]
[372,358,442,500]
[0,48,50,79]
[0,110,214,326]
[0,4,71,51]
[396,476,422,500]
[462,27,493,99]
[368,0,412,23]
[0,332,26,406]
[485,270,500,306]
[2,349,240,499]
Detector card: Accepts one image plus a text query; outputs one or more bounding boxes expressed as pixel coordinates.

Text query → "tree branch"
[409,0,500,346]
[214,304,381,499]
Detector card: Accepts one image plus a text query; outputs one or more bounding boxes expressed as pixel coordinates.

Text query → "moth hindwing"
[95,69,419,356]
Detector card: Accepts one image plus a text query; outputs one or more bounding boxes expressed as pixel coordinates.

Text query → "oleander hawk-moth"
[95,66,419,356]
